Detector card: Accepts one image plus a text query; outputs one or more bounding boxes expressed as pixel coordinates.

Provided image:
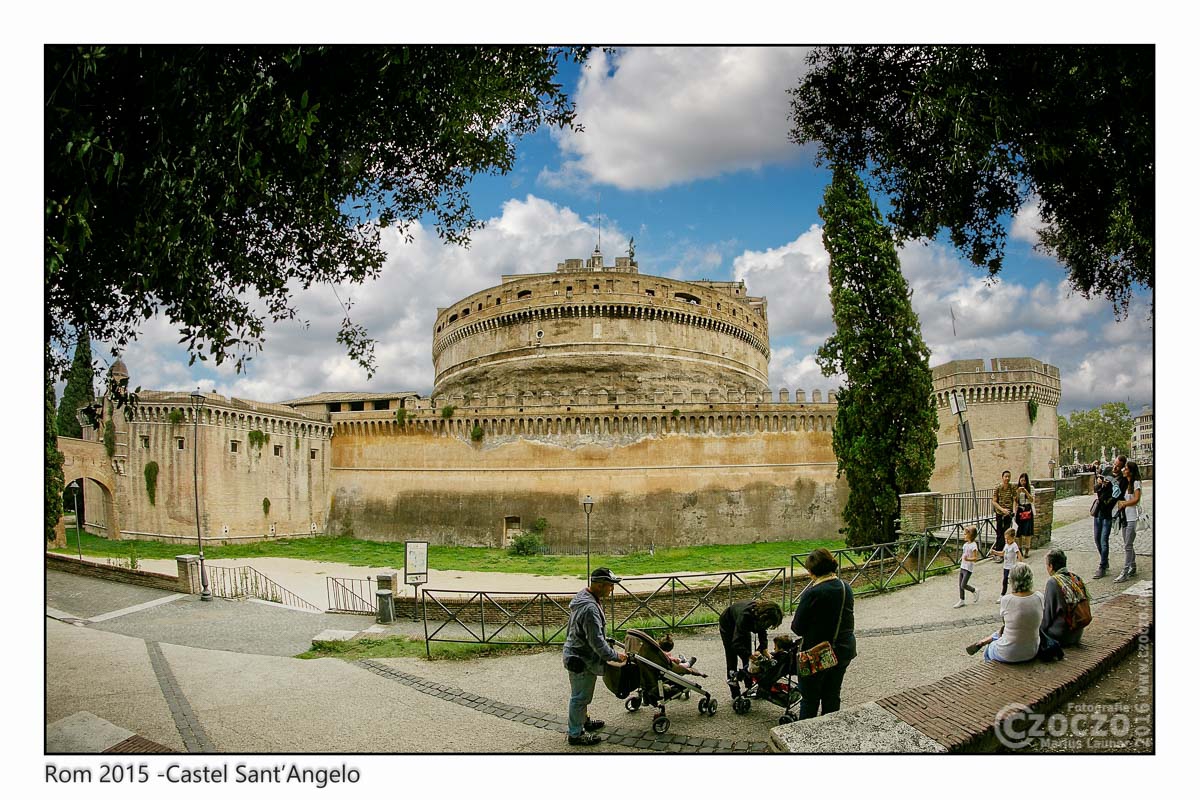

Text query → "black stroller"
[603,629,718,734]
[730,641,804,725]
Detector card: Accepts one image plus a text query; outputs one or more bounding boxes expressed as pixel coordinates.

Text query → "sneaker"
[995,597,1001,604]
[685,656,697,668]
[568,732,603,746]
[974,590,981,604]
[966,641,984,655]
[583,718,605,732]
[1113,572,1130,583]
[1093,568,1106,579]
[1129,565,1137,576]
[953,600,966,608]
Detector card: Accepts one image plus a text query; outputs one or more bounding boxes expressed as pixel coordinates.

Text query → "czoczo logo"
[993,703,1037,749]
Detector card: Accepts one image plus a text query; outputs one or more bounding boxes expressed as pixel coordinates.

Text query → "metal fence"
[916,516,1003,578]
[204,564,321,612]
[421,566,787,650]
[327,576,377,614]
[940,489,994,524]
[788,538,926,604]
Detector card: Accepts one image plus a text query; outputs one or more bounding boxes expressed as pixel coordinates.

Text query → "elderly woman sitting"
[965,562,1042,663]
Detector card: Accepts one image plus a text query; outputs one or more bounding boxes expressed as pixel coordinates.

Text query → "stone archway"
[53,437,121,548]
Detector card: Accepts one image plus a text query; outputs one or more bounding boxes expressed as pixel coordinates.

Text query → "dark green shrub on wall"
[262,497,271,516]
[168,408,185,425]
[144,461,159,505]
[471,424,484,442]
[441,405,456,419]
[103,419,116,457]
[248,429,269,449]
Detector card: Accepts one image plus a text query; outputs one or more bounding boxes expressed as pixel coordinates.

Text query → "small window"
[140,435,150,449]
[230,440,240,453]
[449,313,458,323]
[310,449,318,460]
[477,303,483,311]
[273,444,283,457]
[175,437,184,450]
[593,284,600,293]
[517,290,532,300]
[645,289,655,297]
[462,308,469,317]
[349,401,364,412]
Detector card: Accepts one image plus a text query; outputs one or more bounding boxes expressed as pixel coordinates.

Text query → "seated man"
[1040,549,1091,648]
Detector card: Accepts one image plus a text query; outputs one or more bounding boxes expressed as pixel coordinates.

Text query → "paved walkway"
[45,490,1153,754]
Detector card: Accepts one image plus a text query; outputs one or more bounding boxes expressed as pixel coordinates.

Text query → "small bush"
[671,408,681,418]
[396,408,407,425]
[441,405,456,419]
[470,424,484,442]
[248,429,269,449]
[529,517,549,535]
[103,419,116,457]
[144,461,159,505]
[262,497,271,516]
[168,408,185,425]
[508,529,544,556]
[1027,398,1039,424]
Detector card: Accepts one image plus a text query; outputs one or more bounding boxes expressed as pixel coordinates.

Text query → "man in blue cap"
[562,567,627,746]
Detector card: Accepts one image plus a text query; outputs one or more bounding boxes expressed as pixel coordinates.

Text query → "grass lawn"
[54,528,843,577]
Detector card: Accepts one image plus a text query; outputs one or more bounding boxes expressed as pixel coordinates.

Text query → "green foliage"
[529,517,549,535]
[1027,398,1039,424]
[45,372,65,542]
[295,435,300,449]
[441,405,456,419]
[55,330,94,439]
[248,429,269,449]
[671,408,681,418]
[815,167,938,547]
[168,408,185,425]
[144,461,159,505]
[508,529,545,556]
[102,419,115,457]
[44,45,585,383]
[790,46,1152,314]
[262,497,271,516]
[55,527,846,576]
[396,407,407,425]
[1057,402,1132,464]
[470,424,484,442]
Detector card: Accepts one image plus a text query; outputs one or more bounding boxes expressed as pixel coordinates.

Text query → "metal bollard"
[375,588,395,624]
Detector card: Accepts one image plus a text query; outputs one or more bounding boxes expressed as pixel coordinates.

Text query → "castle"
[59,251,1061,551]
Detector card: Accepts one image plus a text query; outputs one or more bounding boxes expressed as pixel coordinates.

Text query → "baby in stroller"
[733,634,804,724]
[602,629,718,734]
[657,633,703,676]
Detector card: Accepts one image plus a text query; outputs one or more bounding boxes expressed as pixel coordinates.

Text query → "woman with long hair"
[1014,472,1035,557]
[1113,461,1143,583]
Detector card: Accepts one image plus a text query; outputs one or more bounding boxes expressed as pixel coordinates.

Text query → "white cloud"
[1011,196,1046,245]
[103,196,629,402]
[543,47,811,191]
[733,224,831,344]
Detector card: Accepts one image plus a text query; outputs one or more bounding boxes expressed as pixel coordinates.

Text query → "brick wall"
[899,492,942,533]
[46,552,189,593]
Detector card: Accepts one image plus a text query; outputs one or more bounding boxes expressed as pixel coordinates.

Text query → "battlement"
[128,392,333,439]
[931,356,1061,409]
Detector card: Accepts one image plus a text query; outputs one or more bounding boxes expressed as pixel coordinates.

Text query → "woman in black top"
[718,599,783,699]
[790,548,856,719]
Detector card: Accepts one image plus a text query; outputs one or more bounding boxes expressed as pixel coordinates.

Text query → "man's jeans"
[1093,513,1112,571]
[567,669,598,736]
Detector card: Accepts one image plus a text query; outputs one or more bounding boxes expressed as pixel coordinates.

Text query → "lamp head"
[583,495,594,514]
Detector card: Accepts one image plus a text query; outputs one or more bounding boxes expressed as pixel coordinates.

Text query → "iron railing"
[916,516,1002,578]
[421,567,787,650]
[940,489,995,524]
[203,564,321,612]
[327,576,377,614]
[788,538,926,605]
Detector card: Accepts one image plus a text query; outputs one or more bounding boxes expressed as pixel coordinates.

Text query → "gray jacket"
[1040,573,1085,646]
[563,588,620,676]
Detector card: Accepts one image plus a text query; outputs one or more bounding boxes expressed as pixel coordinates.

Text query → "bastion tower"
[432,248,770,399]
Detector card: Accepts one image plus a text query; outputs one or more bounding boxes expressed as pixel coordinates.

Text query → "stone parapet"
[899,492,942,534]
[46,552,190,594]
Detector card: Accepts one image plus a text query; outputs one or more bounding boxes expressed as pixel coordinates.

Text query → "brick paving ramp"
[772,582,1152,753]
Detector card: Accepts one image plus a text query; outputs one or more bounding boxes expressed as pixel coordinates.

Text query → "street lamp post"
[190,389,211,601]
[582,495,594,577]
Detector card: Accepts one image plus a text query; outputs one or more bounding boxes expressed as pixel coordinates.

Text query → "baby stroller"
[730,641,804,725]
[603,629,718,734]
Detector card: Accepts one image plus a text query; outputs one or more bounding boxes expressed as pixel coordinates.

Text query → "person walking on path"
[1114,461,1143,583]
[790,548,856,718]
[1040,549,1091,648]
[995,529,1023,603]
[1092,470,1119,578]
[954,526,983,608]
[991,471,1016,560]
[719,598,783,699]
[562,567,627,746]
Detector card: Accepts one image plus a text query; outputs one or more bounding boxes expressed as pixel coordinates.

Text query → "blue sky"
[79,47,1153,415]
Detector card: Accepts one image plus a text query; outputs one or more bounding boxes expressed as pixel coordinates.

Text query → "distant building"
[1130,405,1154,463]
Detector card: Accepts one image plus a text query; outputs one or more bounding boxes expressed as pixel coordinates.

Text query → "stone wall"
[46,552,190,593]
[329,402,847,549]
[930,357,1061,494]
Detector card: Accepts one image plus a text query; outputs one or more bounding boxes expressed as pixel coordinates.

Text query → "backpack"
[1054,572,1092,630]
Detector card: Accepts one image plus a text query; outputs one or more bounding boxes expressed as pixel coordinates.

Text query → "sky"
[70,46,1153,416]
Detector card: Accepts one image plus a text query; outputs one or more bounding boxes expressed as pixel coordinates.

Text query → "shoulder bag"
[795,580,847,678]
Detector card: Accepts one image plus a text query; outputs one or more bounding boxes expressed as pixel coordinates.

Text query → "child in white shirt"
[954,526,982,608]
[995,528,1023,603]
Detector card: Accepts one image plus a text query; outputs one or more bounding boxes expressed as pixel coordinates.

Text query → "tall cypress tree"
[46,370,65,543]
[56,330,95,439]
[816,166,938,546]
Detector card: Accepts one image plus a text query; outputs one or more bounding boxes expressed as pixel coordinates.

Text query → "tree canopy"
[55,329,95,439]
[45,45,585,381]
[816,166,938,546]
[790,46,1152,314]
[1058,402,1133,465]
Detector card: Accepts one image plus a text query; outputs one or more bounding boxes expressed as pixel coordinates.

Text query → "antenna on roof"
[595,191,601,252]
